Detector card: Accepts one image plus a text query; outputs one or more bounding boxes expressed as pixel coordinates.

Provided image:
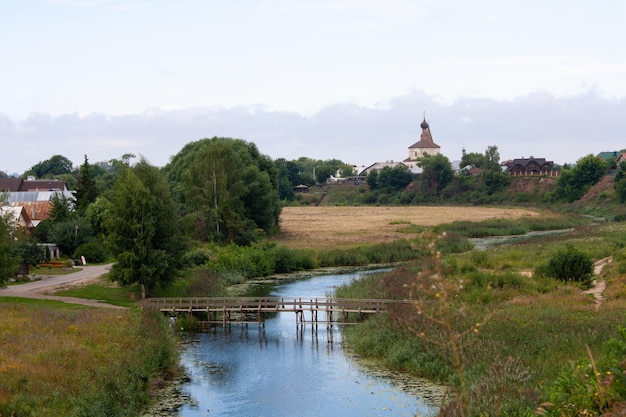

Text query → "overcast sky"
[2,0,625,175]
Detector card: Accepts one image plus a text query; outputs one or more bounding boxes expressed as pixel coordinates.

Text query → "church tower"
[404,114,441,170]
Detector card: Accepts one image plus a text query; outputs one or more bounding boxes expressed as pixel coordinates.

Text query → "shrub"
[435,233,474,255]
[73,241,107,263]
[614,214,626,222]
[182,247,211,266]
[545,244,593,283]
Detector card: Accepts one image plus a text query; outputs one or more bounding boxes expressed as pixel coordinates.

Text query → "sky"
[1,0,626,175]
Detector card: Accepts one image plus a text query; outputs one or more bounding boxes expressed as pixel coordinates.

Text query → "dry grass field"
[275,206,538,249]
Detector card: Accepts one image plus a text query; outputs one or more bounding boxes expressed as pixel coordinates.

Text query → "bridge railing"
[142,296,410,313]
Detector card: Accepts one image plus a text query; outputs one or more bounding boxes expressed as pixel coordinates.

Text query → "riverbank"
[336,221,626,415]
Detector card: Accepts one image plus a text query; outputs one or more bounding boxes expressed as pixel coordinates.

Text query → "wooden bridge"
[142,297,409,328]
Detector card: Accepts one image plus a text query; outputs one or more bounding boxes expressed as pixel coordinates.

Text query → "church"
[403,116,441,171]
[359,115,442,176]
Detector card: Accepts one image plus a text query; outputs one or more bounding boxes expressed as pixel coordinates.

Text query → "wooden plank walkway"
[142,297,409,327]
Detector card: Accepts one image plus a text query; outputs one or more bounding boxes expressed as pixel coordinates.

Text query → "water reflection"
[177,270,442,417]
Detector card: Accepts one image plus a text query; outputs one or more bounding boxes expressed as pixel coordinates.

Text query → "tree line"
[1,137,622,295]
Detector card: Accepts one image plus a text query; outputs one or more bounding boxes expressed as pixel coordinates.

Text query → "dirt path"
[584,256,612,309]
[0,263,126,309]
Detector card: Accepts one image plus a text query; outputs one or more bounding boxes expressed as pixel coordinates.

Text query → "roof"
[359,161,407,176]
[597,151,620,160]
[10,201,53,222]
[7,190,74,203]
[0,205,33,228]
[0,178,23,192]
[408,117,440,150]
[0,178,68,192]
[504,157,555,172]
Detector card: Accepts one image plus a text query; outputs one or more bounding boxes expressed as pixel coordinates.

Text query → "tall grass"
[337,223,626,416]
[0,300,177,417]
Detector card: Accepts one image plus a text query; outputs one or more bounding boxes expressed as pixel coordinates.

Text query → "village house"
[359,160,407,176]
[0,205,33,232]
[0,178,74,226]
[503,157,558,176]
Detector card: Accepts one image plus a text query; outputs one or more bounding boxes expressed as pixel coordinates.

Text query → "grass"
[51,278,141,308]
[0,300,178,417]
[336,222,626,416]
[8,206,621,416]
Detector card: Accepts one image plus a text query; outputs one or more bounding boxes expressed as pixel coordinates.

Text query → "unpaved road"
[0,263,126,309]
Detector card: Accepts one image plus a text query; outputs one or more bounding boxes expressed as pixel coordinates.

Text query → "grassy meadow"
[336,221,626,416]
[0,299,177,417]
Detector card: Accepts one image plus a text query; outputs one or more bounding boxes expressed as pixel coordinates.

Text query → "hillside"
[508,176,557,196]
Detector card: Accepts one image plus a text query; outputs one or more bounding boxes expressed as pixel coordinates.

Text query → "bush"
[182,247,211,266]
[545,244,593,283]
[73,241,108,263]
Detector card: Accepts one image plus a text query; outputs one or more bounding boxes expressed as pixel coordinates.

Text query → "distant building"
[403,116,441,172]
[503,157,558,176]
[0,178,74,226]
[359,161,408,176]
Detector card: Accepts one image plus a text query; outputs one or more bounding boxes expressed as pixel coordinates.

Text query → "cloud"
[1,89,625,175]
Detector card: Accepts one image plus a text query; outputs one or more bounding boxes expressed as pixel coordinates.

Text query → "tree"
[25,154,74,178]
[49,217,92,256]
[460,152,486,169]
[74,155,98,214]
[165,137,281,245]
[483,170,511,195]
[93,153,136,193]
[12,237,43,277]
[555,155,608,202]
[275,158,299,201]
[85,196,112,241]
[366,170,379,190]
[106,158,182,298]
[484,145,502,172]
[48,193,75,223]
[378,165,413,190]
[420,154,454,195]
[0,212,17,285]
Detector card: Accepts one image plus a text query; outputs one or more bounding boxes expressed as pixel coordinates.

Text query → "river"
[173,270,444,417]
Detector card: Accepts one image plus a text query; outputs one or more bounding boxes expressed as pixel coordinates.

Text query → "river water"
[174,270,444,417]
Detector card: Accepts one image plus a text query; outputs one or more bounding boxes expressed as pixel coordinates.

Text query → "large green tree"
[374,165,413,191]
[420,154,454,195]
[165,137,281,245]
[555,154,608,202]
[482,145,510,195]
[460,152,486,169]
[74,155,98,214]
[105,159,182,298]
[25,154,74,178]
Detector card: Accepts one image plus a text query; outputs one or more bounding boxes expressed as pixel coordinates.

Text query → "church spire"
[420,111,429,130]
